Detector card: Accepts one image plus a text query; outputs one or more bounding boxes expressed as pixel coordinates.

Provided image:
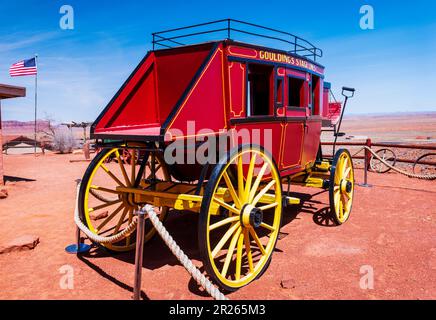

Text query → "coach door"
[279,69,308,173]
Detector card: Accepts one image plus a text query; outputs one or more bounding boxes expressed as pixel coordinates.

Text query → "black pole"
[133,209,146,300]
[34,54,38,156]
[333,87,355,156]
[333,96,348,156]
[227,19,231,39]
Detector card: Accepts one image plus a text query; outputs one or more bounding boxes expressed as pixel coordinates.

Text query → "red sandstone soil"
[0,152,435,300]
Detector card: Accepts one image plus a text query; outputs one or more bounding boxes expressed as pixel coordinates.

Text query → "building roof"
[2,135,36,147]
[0,84,26,100]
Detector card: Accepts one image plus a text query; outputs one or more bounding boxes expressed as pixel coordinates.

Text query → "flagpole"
[34,54,38,156]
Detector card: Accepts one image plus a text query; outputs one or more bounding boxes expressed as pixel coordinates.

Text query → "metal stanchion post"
[65,179,91,254]
[65,225,91,254]
[358,140,372,188]
[133,209,146,300]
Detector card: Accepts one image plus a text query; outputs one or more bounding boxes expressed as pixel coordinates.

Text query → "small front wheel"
[199,145,282,291]
[329,149,355,225]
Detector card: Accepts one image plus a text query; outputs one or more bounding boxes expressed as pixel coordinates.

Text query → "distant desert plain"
[2,111,436,145]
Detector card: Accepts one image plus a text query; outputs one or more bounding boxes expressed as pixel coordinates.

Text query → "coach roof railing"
[152,19,323,62]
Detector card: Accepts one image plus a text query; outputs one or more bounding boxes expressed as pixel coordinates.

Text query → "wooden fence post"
[358,138,373,187]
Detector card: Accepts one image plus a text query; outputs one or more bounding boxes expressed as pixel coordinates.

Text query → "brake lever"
[342,87,355,98]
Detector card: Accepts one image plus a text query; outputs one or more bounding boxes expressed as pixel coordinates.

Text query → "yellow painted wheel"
[78,147,170,252]
[329,149,354,225]
[199,145,282,291]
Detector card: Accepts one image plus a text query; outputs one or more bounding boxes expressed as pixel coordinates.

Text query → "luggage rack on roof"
[152,18,323,62]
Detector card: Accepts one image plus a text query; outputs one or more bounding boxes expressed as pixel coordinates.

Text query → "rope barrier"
[141,204,228,300]
[354,147,436,180]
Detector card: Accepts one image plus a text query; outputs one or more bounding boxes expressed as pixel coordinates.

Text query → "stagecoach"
[79,19,355,291]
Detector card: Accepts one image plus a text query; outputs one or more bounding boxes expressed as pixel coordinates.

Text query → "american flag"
[9,57,37,77]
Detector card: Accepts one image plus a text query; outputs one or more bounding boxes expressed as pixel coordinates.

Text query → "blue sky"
[0,0,435,122]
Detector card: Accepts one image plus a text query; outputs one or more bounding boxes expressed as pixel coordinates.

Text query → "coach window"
[311,74,321,115]
[288,76,305,108]
[247,64,274,117]
[275,77,284,108]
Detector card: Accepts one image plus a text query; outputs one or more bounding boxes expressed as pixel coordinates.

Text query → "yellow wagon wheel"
[329,149,354,225]
[199,145,282,291]
[78,147,170,252]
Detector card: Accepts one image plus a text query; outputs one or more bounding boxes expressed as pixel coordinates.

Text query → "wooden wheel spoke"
[90,185,122,195]
[341,193,351,210]
[334,192,340,214]
[97,203,125,231]
[243,229,254,273]
[130,150,136,185]
[113,207,129,235]
[248,228,266,255]
[342,160,348,177]
[211,223,240,258]
[237,155,244,202]
[116,150,131,186]
[89,199,122,212]
[344,167,351,179]
[339,201,344,219]
[248,163,268,203]
[259,202,278,211]
[335,158,344,183]
[213,197,240,215]
[101,164,126,187]
[335,171,341,184]
[341,193,347,205]
[235,233,244,280]
[209,216,240,231]
[222,171,241,208]
[244,153,257,202]
[221,227,242,278]
[98,218,128,236]
[259,222,275,232]
[252,180,276,207]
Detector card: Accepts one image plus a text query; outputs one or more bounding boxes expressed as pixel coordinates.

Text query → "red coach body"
[92,38,336,176]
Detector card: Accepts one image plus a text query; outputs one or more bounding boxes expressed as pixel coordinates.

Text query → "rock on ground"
[0,235,40,254]
[0,188,8,199]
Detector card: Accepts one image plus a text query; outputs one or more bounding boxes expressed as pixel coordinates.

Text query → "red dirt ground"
[0,153,435,300]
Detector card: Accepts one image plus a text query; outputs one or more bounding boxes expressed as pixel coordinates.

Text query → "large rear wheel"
[199,145,282,291]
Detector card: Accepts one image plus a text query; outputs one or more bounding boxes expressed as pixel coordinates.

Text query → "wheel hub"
[340,179,352,193]
[123,192,136,207]
[241,204,263,228]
